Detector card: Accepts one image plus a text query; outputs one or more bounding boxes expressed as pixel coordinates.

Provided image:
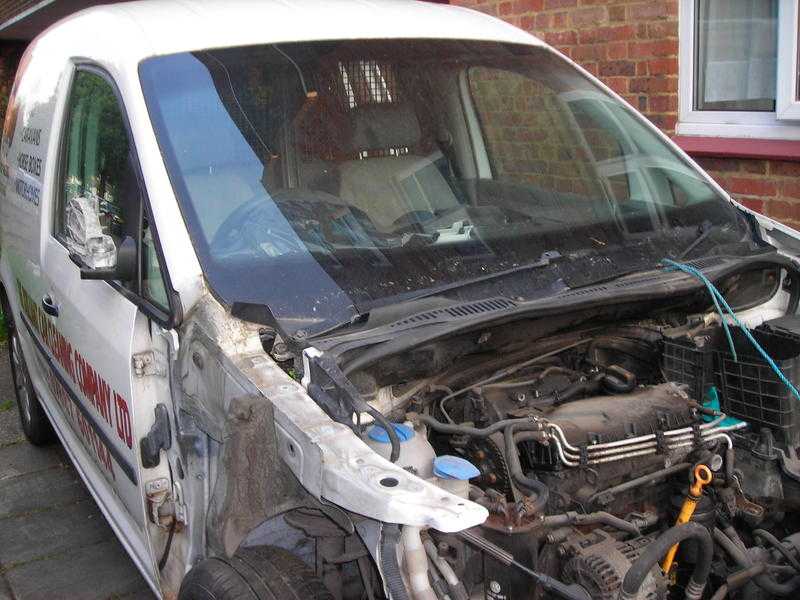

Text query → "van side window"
[57,70,170,311]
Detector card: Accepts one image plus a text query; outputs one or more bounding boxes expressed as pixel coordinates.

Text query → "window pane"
[695,0,778,112]
[60,72,133,239]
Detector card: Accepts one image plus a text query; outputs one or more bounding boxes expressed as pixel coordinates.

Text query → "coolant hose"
[713,528,800,596]
[619,522,713,600]
[423,538,469,600]
[381,524,410,600]
[505,423,549,513]
[401,526,437,600]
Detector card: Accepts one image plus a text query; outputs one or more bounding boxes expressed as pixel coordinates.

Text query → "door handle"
[41,295,59,318]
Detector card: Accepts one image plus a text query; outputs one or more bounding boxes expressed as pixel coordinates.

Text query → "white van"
[3,1,800,599]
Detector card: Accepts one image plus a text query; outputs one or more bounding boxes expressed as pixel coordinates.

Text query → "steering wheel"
[210,193,297,256]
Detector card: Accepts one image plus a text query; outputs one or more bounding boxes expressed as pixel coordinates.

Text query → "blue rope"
[662,258,800,403]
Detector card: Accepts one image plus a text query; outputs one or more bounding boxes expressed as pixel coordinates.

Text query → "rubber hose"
[620,522,713,600]
[753,529,800,573]
[713,528,800,597]
[381,524,410,600]
[416,415,539,437]
[724,446,735,485]
[709,583,728,600]
[365,405,401,463]
[504,423,549,513]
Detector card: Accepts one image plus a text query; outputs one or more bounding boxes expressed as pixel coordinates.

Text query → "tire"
[178,546,334,600]
[7,317,55,446]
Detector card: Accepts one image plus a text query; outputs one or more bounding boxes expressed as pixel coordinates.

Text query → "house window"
[678,0,800,139]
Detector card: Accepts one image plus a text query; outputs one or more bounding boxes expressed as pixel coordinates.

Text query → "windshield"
[140,40,752,335]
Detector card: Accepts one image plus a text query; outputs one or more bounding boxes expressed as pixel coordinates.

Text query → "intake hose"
[414,414,540,437]
[619,522,713,600]
[713,528,800,596]
[381,524,410,600]
[504,423,549,513]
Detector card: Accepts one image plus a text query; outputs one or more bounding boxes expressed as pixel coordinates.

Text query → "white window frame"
[678,0,800,139]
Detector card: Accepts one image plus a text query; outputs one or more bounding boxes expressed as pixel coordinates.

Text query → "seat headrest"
[346,102,422,153]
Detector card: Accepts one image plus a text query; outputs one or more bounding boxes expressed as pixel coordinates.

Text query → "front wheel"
[178,546,334,600]
[8,326,55,446]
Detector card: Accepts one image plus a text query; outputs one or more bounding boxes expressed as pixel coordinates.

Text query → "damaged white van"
[4,1,800,598]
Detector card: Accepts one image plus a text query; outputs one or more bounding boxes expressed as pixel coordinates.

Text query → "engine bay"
[290,262,800,600]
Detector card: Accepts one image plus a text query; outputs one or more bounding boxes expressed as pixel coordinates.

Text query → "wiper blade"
[407,250,564,302]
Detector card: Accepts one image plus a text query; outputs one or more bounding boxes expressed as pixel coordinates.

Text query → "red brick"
[629,76,677,94]
[576,44,609,62]
[534,13,552,28]
[648,58,678,76]
[740,160,767,175]
[635,61,647,76]
[649,95,677,112]
[604,77,629,95]
[780,181,800,199]
[520,14,535,30]
[629,2,677,21]
[553,11,568,27]
[728,177,778,197]
[607,41,628,59]
[599,60,636,77]
[544,0,576,9]
[605,24,638,41]
[628,39,679,58]
[647,113,677,131]
[571,6,606,26]
[512,0,544,12]
[768,201,800,223]
[647,22,677,39]
[738,198,766,213]
[771,161,800,177]
[696,157,742,173]
[545,30,578,46]
[609,5,626,21]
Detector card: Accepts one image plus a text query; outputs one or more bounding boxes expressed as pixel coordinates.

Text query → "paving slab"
[0,499,113,566]
[4,538,150,600]
[0,463,85,520]
[0,438,68,481]
[0,346,151,598]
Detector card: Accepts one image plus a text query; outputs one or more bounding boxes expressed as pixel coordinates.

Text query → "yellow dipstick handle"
[661,464,713,575]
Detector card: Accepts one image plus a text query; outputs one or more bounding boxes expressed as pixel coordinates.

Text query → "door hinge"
[144,477,186,530]
[132,349,167,378]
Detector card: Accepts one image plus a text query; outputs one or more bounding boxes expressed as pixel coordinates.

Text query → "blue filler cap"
[433,455,481,481]
[368,423,414,444]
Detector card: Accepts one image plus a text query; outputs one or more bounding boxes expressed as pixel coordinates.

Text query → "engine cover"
[542,383,696,446]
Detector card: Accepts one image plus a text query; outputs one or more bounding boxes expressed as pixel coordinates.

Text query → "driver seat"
[337,102,460,232]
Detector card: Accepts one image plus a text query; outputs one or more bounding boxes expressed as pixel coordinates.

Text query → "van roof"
[40,0,541,63]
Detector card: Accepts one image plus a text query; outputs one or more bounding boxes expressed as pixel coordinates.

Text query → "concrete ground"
[0,346,152,600]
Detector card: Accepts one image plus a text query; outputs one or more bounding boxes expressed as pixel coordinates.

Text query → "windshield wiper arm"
[676,220,722,260]
[406,250,564,302]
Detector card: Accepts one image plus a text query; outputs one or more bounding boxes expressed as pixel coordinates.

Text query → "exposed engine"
[290,267,800,600]
[354,318,800,599]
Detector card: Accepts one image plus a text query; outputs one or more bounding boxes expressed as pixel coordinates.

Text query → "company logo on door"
[17,283,133,456]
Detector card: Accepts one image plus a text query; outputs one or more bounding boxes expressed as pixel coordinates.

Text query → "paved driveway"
[0,347,152,600]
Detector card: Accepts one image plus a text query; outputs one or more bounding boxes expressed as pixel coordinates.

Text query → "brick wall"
[452,0,800,228]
